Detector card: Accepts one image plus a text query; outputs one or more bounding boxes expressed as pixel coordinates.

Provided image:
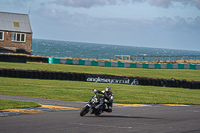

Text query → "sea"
[31,39,200,61]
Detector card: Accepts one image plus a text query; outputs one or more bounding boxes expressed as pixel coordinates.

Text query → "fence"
[114,55,200,62]
[48,58,200,69]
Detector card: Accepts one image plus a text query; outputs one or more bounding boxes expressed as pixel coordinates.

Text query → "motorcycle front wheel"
[80,105,90,116]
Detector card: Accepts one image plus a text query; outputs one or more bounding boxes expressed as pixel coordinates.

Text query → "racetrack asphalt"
[0,94,200,133]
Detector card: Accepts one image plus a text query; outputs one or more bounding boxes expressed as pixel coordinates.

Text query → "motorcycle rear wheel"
[95,109,103,116]
[80,105,90,116]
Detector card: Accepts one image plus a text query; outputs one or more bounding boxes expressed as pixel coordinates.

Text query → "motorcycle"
[80,91,107,116]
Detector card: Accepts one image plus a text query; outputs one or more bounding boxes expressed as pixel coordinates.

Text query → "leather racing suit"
[94,89,114,112]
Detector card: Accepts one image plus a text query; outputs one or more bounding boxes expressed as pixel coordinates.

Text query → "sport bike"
[80,91,107,116]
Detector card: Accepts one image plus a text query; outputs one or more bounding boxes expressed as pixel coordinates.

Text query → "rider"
[94,86,114,112]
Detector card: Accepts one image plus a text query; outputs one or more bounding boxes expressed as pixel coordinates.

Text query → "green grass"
[0,99,40,110]
[0,62,200,110]
[0,77,200,105]
[0,62,200,81]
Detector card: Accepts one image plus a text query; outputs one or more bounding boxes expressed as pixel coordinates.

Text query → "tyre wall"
[0,54,27,63]
[0,68,86,81]
[0,68,199,89]
[0,54,48,63]
[26,56,48,63]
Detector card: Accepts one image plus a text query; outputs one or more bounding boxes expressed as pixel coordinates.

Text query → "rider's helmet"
[105,87,111,94]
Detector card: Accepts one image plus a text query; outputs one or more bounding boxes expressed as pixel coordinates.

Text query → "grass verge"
[0,62,200,81]
[0,77,200,105]
[0,99,40,110]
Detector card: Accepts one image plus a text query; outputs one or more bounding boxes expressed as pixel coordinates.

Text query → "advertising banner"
[86,75,139,85]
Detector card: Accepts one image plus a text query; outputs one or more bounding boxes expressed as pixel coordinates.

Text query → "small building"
[0,12,32,54]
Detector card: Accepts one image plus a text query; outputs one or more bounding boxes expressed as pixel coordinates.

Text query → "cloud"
[53,0,200,9]
[1,0,29,7]
[193,0,200,9]
[148,0,200,9]
[53,0,118,8]
[41,8,69,19]
[37,7,200,34]
[148,0,187,8]
[31,6,200,50]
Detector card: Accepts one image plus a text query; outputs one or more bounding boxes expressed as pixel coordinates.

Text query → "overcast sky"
[1,0,200,51]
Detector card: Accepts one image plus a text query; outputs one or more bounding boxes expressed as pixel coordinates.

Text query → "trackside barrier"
[0,54,27,63]
[0,68,86,82]
[0,54,48,63]
[26,56,48,63]
[48,58,200,69]
[0,68,199,89]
